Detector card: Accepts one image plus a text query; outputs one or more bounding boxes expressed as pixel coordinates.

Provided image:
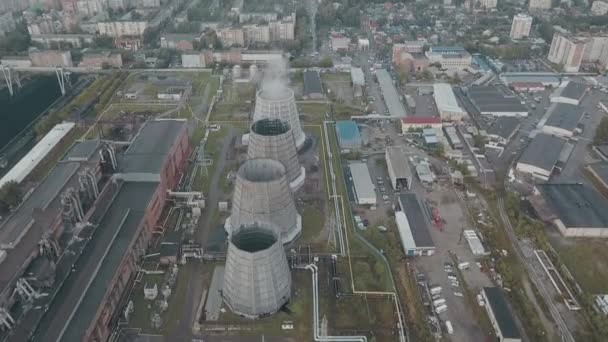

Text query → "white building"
[330,35,350,52]
[592,1,608,15]
[348,162,376,205]
[358,38,370,51]
[385,146,412,190]
[0,12,16,36]
[425,46,472,71]
[433,83,467,121]
[243,24,271,44]
[97,21,148,37]
[510,14,532,40]
[217,27,245,47]
[479,0,497,9]
[529,0,552,10]
[547,33,587,72]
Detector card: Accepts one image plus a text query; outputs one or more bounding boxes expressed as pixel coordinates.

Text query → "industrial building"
[444,125,463,150]
[550,81,588,105]
[425,46,472,71]
[350,67,365,97]
[486,116,521,145]
[416,162,435,186]
[516,133,566,181]
[222,223,291,318]
[433,83,467,121]
[400,116,442,133]
[303,70,324,99]
[248,118,305,191]
[586,162,608,193]
[482,287,522,342]
[253,87,305,149]
[336,120,363,149]
[348,162,376,205]
[395,194,435,256]
[376,69,407,117]
[0,119,190,342]
[0,122,75,189]
[466,86,528,117]
[385,146,412,190]
[226,159,301,244]
[541,103,585,138]
[499,72,560,87]
[533,183,608,237]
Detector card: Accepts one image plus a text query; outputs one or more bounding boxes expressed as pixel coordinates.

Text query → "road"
[496,195,575,342]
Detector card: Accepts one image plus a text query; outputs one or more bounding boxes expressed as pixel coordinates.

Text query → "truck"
[433,298,446,307]
[435,304,448,314]
[458,262,470,270]
[445,320,454,334]
[430,286,442,295]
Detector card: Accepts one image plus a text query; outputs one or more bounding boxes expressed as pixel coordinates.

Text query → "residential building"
[580,35,608,68]
[106,0,128,10]
[97,21,148,37]
[529,0,552,10]
[160,33,200,51]
[114,36,142,50]
[547,32,586,72]
[79,51,123,68]
[61,0,78,12]
[238,12,277,23]
[425,46,472,71]
[0,12,16,36]
[217,27,245,47]
[269,13,295,41]
[433,83,467,121]
[330,34,350,52]
[30,34,94,48]
[243,24,271,44]
[29,50,73,67]
[592,1,608,15]
[394,52,429,72]
[392,41,425,64]
[510,14,532,39]
[479,0,497,10]
[139,0,160,8]
[76,0,103,17]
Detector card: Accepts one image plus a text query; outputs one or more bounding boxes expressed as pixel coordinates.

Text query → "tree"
[92,35,114,49]
[397,64,409,85]
[319,56,333,68]
[0,181,22,208]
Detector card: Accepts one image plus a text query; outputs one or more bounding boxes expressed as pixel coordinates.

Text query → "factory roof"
[376,69,406,117]
[552,81,588,101]
[121,119,186,175]
[336,120,362,147]
[486,116,520,141]
[63,140,101,161]
[536,183,608,229]
[55,181,159,342]
[397,194,434,248]
[350,67,365,86]
[0,122,75,189]
[402,116,442,125]
[433,83,465,114]
[588,162,608,185]
[160,33,201,42]
[518,133,565,172]
[386,146,412,180]
[544,103,584,132]
[348,162,375,203]
[483,287,521,340]
[500,72,561,85]
[467,86,527,114]
[303,70,323,96]
[429,46,467,55]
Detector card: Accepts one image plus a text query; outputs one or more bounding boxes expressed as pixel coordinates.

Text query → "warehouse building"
[541,103,585,138]
[400,116,442,133]
[467,85,528,117]
[376,69,407,117]
[395,194,435,256]
[348,162,376,205]
[515,133,566,181]
[533,183,608,237]
[385,146,412,190]
[350,67,365,97]
[486,116,521,145]
[433,83,467,121]
[482,287,522,342]
[303,69,324,99]
[586,162,608,193]
[336,120,363,149]
[499,72,561,87]
[550,81,588,105]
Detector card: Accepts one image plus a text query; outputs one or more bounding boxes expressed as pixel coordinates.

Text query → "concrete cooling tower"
[253,87,306,149]
[225,158,301,244]
[223,223,291,318]
[248,118,305,191]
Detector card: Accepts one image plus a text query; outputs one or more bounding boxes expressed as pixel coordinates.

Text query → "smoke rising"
[260,57,290,99]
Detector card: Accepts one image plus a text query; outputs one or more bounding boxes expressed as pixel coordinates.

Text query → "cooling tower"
[225,158,301,244]
[253,88,306,149]
[248,118,305,191]
[223,223,291,318]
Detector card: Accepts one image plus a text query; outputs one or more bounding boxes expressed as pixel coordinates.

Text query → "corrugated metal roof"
[376,69,406,117]
[395,211,416,251]
[348,162,375,204]
[433,83,465,114]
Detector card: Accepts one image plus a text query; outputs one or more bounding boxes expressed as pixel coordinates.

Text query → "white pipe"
[323,121,345,255]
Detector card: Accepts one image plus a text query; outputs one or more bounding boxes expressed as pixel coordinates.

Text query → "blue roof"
[336,120,362,148]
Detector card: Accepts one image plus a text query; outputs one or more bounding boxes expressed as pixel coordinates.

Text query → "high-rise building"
[547,33,587,72]
[592,1,608,15]
[510,13,533,39]
[529,0,552,10]
[479,0,497,10]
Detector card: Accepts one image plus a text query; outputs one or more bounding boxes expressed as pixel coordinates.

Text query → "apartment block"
[29,50,73,67]
[547,33,586,72]
[97,21,148,37]
[592,1,608,15]
[510,13,532,39]
[529,0,552,10]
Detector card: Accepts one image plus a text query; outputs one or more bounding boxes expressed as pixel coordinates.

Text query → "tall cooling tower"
[248,118,305,191]
[223,223,291,318]
[226,158,301,244]
[253,88,306,149]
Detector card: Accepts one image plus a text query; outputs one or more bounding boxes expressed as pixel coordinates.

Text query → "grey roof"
[386,146,412,180]
[483,287,521,339]
[63,140,101,161]
[554,81,588,101]
[544,103,584,131]
[536,183,608,229]
[518,133,565,172]
[121,119,187,174]
[303,70,323,96]
[57,181,159,342]
[588,162,608,184]
[467,86,527,114]
[486,116,520,141]
[376,69,406,117]
[398,194,434,247]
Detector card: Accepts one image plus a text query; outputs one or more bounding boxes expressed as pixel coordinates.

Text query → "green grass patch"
[299,202,325,243]
[554,239,608,294]
[321,72,351,83]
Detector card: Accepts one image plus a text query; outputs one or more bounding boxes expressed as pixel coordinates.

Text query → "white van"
[435,304,448,314]
[445,320,454,334]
